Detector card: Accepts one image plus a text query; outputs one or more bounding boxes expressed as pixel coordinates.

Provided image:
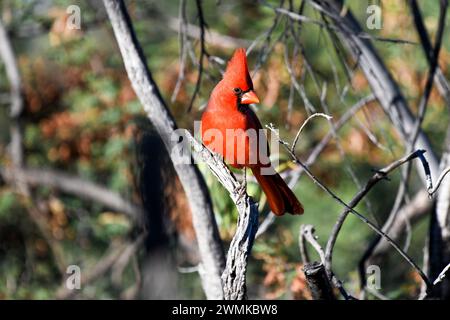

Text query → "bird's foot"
[237,182,247,197]
[236,167,247,198]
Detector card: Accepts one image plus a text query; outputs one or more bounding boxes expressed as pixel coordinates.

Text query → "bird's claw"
[237,182,247,198]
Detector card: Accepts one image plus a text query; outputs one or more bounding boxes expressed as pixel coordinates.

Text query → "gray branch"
[311,0,440,183]
[299,224,345,299]
[0,18,24,169]
[0,19,23,118]
[167,17,250,49]
[0,167,145,223]
[102,0,225,299]
[324,150,432,282]
[188,133,259,300]
[270,121,433,291]
[303,262,336,300]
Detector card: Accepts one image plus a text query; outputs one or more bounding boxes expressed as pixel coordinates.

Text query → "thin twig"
[0,17,67,274]
[428,167,450,197]
[299,224,353,299]
[291,113,332,153]
[267,124,433,291]
[273,6,416,45]
[167,16,250,49]
[256,95,374,238]
[0,167,145,223]
[323,150,431,280]
[433,263,450,286]
[187,0,208,112]
[300,224,325,263]
[171,0,188,103]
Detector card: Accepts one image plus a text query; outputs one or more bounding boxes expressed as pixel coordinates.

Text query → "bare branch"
[310,0,440,183]
[300,224,325,263]
[256,95,375,238]
[102,0,225,299]
[303,262,336,300]
[170,0,189,103]
[433,263,450,286]
[409,0,450,299]
[358,0,447,284]
[187,0,207,113]
[299,224,351,299]
[274,6,416,45]
[268,123,433,291]
[111,233,146,286]
[0,167,145,223]
[167,16,250,49]
[0,17,66,274]
[291,113,332,153]
[187,132,259,300]
[371,190,432,257]
[323,150,431,285]
[0,19,23,118]
[428,167,450,197]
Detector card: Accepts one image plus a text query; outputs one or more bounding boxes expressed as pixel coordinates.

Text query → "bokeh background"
[0,0,449,299]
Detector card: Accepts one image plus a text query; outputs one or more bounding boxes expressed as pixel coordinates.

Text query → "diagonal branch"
[256,95,375,238]
[323,150,431,278]
[0,167,145,223]
[310,0,440,183]
[187,0,208,112]
[299,224,349,299]
[102,0,225,299]
[187,132,259,300]
[409,0,449,299]
[268,124,433,292]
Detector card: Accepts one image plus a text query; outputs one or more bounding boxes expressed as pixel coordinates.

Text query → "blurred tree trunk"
[135,127,198,299]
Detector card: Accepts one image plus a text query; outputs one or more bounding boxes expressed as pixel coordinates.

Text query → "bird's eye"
[233,88,242,95]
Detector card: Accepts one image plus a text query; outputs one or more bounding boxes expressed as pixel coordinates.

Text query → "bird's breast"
[201,107,266,168]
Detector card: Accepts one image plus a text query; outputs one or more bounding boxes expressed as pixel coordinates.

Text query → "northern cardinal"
[201,48,303,216]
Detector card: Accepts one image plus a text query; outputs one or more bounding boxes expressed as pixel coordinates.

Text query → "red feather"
[201,48,303,215]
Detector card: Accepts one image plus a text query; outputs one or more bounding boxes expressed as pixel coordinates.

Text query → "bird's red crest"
[223,48,253,91]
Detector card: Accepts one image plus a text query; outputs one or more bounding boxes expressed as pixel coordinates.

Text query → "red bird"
[201,48,303,216]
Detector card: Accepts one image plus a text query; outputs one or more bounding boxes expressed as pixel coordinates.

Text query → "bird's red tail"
[252,167,304,216]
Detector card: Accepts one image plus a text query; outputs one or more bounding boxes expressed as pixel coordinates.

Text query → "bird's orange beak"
[241,90,260,105]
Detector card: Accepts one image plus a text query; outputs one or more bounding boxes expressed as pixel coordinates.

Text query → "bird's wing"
[245,107,271,164]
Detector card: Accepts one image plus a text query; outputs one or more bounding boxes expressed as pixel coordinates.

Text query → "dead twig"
[303,262,336,300]
[428,167,450,197]
[187,0,208,112]
[291,113,332,153]
[103,0,225,299]
[323,150,431,286]
[187,131,259,300]
[268,124,433,292]
[256,95,375,238]
[299,224,352,299]
[433,263,450,286]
